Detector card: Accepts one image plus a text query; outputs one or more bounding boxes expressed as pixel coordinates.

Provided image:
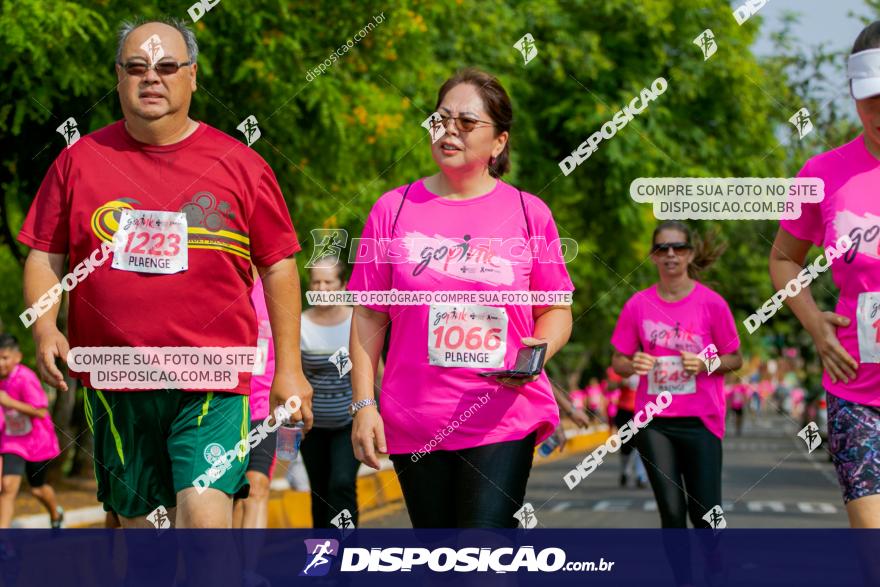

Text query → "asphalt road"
[365,412,848,528]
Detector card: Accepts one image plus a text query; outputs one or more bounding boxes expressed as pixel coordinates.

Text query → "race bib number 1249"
[428,304,507,368]
[647,356,696,395]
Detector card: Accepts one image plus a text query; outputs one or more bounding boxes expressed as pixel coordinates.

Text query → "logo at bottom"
[300,539,340,577]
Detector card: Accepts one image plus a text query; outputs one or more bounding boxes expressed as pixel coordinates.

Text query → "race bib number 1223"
[112,209,188,274]
[428,304,507,368]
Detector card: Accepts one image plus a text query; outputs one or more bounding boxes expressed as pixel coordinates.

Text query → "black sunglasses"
[651,242,693,254]
[119,60,192,76]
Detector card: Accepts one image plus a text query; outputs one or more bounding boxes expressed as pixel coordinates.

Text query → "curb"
[13,428,610,529]
[268,427,610,528]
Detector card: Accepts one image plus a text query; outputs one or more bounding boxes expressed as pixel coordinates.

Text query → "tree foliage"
[0,0,864,393]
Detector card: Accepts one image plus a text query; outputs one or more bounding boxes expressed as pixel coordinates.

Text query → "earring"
[489,156,497,166]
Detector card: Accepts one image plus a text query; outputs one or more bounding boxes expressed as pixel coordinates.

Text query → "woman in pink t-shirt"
[611,221,742,532]
[348,68,574,528]
[233,275,277,529]
[769,21,880,528]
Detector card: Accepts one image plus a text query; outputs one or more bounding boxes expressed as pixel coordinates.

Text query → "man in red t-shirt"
[18,18,313,528]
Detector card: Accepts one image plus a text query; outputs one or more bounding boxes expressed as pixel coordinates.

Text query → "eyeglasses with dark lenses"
[119,61,192,76]
[431,114,495,133]
[651,242,693,254]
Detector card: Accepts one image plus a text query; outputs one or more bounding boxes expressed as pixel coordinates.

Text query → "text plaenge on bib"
[112,209,188,274]
[428,304,507,368]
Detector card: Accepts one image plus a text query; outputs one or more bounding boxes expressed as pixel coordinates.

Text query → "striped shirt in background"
[301,312,354,429]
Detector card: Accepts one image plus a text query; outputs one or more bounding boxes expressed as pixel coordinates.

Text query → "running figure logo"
[797,421,822,453]
[513,503,538,529]
[693,29,717,60]
[698,344,721,374]
[139,34,165,65]
[306,229,348,269]
[329,347,352,377]
[330,509,355,530]
[146,505,171,530]
[421,111,446,144]
[513,33,538,65]
[300,539,339,577]
[789,108,813,139]
[702,505,727,530]
[56,117,80,148]
[237,115,261,147]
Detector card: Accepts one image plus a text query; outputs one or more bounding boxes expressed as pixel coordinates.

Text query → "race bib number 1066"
[428,304,507,368]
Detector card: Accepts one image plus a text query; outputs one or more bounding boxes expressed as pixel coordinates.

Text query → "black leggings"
[300,422,361,528]
[389,432,536,528]
[637,417,724,586]
[636,417,722,528]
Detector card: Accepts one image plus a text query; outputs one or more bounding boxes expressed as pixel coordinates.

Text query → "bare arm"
[532,305,573,362]
[769,227,857,383]
[23,250,70,391]
[257,256,314,430]
[350,305,390,469]
[551,383,575,418]
[0,392,48,418]
[612,350,656,377]
[681,351,743,376]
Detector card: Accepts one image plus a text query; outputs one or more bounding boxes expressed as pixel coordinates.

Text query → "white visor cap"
[848,48,880,99]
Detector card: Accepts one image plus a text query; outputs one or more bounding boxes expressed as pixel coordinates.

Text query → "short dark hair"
[0,333,19,351]
[117,17,199,64]
[852,21,880,54]
[435,68,513,178]
[309,256,350,283]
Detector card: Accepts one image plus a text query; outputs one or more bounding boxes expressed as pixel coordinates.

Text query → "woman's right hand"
[808,311,858,384]
[632,352,657,376]
[352,406,386,470]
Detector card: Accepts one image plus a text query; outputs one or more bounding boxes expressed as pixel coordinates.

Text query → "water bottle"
[538,432,561,457]
[276,421,304,461]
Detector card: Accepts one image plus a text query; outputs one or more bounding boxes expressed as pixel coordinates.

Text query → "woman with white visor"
[770,21,880,528]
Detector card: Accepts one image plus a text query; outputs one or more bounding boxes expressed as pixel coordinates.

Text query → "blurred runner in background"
[0,334,63,528]
[299,258,361,528]
[606,368,647,488]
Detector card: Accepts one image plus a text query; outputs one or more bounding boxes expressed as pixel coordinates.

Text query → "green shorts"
[84,388,251,519]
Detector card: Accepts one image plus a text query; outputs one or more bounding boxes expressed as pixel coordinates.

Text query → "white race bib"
[428,304,507,368]
[112,209,188,274]
[857,292,880,363]
[647,356,696,395]
[5,409,33,437]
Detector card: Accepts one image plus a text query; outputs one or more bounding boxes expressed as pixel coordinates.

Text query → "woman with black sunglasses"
[611,221,742,530]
